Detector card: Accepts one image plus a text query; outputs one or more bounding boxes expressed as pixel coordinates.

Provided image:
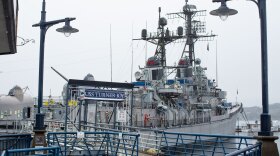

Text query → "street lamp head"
[210,1,238,21]
[56,20,79,37]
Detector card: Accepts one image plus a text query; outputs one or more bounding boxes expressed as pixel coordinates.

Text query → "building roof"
[0,0,17,55]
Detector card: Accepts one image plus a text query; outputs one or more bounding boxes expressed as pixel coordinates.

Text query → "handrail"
[48,131,140,137]
[0,133,31,138]
[157,131,259,156]
[225,143,262,156]
[0,133,33,155]
[5,146,60,156]
[47,131,140,156]
[156,131,255,139]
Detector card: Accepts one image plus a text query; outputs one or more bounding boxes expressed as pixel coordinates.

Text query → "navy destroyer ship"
[51,0,242,137]
[127,0,242,135]
[0,1,241,138]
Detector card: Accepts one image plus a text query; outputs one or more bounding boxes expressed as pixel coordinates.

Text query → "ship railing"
[211,114,230,122]
[47,131,140,156]
[156,131,260,156]
[229,105,243,118]
[3,146,60,156]
[0,119,34,133]
[0,134,33,156]
[0,119,66,133]
[81,119,219,134]
[187,91,216,97]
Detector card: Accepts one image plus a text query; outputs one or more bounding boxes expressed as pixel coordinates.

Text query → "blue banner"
[85,89,125,101]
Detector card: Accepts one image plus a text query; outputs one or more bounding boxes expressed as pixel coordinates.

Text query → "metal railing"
[0,134,32,156]
[226,143,262,156]
[69,124,262,156]
[4,146,60,156]
[47,131,140,156]
[158,131,260,156]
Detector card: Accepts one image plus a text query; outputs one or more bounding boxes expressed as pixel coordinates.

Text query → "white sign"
[77,131,85,138]
[85,89,125,101]
[118,133,123,140]
[35,146,44,155]
[116,109,126,122]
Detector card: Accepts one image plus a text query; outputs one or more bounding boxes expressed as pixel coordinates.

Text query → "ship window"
[152,70,158,80]
[177,69,181,78]
[18,110,21,118]
[152,69,163,80]
[27,107,31,118]
[193,86,197,91]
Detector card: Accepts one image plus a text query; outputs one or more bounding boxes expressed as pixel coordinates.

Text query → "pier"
[0,130,263,156]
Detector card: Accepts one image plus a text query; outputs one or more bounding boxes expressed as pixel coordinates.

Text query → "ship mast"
[133,8,184,68]
[167,0,216,66]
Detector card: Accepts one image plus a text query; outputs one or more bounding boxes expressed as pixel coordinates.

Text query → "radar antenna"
[133,7,185,67]
[167,0,216,65]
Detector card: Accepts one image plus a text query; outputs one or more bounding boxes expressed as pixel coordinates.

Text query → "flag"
[237,89,238,95]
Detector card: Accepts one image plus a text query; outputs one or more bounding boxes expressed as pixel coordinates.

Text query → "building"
[0,0,18,55]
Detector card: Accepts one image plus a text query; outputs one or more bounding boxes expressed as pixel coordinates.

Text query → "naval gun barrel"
[51,67,69,82]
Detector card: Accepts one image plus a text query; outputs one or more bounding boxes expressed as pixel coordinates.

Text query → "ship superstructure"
[130,0,238,131]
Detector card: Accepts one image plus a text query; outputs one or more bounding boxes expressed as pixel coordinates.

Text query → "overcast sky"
[0,0,279,107]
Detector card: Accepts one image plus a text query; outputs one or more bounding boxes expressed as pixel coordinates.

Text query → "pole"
[130,88,134,128]
[37,0,46,115]
[33,0,77,131]
[258,0,272,136]
[110,24,113,82]
[131,23,133,82]
[32,0,47,150]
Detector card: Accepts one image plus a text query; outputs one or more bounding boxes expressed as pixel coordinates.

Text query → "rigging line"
[129,42,146,65]
[118,44,132,68]
[166,48,176,66]
[243,110,250,125]
[136,39,140,48]
[117,43,133,75]
[118,42,145,79]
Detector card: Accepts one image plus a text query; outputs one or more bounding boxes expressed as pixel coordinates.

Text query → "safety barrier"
[47,131,140,156]
[226,143,262,156]
[4,146,60,156]
[158,131,261,156]
[0,134,32,156]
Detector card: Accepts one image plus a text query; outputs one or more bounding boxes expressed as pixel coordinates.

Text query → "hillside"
[242,103,280,121]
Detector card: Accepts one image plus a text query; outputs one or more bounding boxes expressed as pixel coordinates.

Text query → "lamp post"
[32,0,78,148]
[210,0,278,155]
